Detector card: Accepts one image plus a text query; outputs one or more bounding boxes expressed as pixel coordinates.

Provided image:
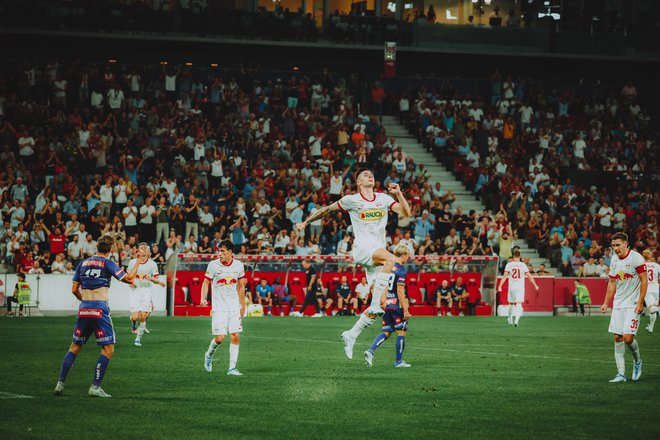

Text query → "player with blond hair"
[642,249,658,332]
[600,233,647,383]
[127,242,163,347]
[296,167,411,359]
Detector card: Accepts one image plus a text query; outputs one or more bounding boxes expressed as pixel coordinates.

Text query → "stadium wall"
[0,274,166,316]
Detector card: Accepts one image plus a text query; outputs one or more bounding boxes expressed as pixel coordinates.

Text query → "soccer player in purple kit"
[54,235,141,397]
[364,245,412,368]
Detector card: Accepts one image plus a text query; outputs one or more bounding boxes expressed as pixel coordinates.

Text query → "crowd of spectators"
[0,1,412,46]
[400,71,658,276]
[0,56,657,279]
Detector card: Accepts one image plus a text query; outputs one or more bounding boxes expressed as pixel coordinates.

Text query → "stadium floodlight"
[168,254,499,316]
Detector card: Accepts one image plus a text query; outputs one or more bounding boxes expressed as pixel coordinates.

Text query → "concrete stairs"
[381,115,560,276]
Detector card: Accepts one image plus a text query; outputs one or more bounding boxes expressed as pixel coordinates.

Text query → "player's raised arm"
[387,182,412,218]
[119,251,142,284]
[600,277,617,313]
[295,201,341,232]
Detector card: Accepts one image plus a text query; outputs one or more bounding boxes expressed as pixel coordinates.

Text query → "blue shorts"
[72,300,116,346]
[382,309,408,333]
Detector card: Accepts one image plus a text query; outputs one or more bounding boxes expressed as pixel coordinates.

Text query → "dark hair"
[611,232,628,243]
[97,235,115,254]
[513,250,521,258]
[17,273,26,279]
[219,239,233,252]
[356,167,373,178]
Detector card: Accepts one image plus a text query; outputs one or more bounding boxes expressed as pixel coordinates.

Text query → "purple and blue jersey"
[72,256,126,290]
[70,256,125,346]
[382,263,408,333]
[384,263,407,312]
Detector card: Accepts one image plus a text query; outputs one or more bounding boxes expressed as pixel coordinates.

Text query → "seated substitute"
[336,275,358,315]
[435,279,454,317]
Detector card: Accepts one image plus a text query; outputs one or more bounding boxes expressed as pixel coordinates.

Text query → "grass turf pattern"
[0,316,658,439]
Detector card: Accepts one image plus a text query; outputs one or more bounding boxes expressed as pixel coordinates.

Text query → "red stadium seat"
[426,277,440,302]
[189,277,202,305]
[174,278,187,306]
[406,277,423,305]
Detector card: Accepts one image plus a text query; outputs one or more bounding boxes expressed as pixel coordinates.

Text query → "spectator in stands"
[271,276,298,317]
[335,275,357,315]
[535,264,552,276]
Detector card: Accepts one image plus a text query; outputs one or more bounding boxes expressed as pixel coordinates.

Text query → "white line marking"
[137,328,660,367]
[0,391,34,399]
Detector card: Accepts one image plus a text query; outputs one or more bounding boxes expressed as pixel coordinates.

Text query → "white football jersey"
[646,261,659,293]
[338,192,396,249]
[205,258,245,313]
[127,258,159,289]
[609,250,646,309]
[504,260,529,292]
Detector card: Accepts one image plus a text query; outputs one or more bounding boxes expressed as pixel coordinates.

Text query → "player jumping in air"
[497,250,539,327]
[642,250,658,333]
[128,242,163,346]
[364,245,412,368]
[600,233,647,383]
[296,168,411,359]
[201,239,247,376]
[54,235,141,397]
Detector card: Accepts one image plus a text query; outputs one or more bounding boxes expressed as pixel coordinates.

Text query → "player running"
[642,250,658,332]
[54,235,141,397]
[600,233,647,383]
[364,245,411,368]
[128,242,163,347]
[295,168,411,359]
[201,239,247,376]
[497,250,539,327]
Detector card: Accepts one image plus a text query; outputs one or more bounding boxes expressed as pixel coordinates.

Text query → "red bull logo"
[215,276,237,286]
[611,271,635,280]
[96,329,105,338]
[75,328,82,337]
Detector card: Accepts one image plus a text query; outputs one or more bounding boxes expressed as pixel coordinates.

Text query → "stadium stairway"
[381,115,560,276]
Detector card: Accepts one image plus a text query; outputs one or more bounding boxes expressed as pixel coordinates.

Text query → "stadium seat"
[189,277,202,305]
[174,279,187,306]
[426,277,440,303]
[406,277,423,305]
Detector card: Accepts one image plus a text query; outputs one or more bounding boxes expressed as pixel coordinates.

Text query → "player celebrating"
[296,168,411,359]
[201,239,247,376]
[128,242,162,347]
[497,250,539,327]
[642,250,658,332]
[54,235,141,398]
[364,245,411,368]
[600,233,647,383]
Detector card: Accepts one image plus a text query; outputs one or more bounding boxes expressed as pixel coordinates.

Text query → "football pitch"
[0,316,658,439]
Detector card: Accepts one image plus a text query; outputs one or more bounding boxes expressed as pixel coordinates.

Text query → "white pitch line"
[0,391,34,399]
[140,328,660,368]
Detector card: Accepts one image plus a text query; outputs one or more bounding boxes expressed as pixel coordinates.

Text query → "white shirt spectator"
[123,206,138,226]
[82,239,98,257]
[329,175,343,196]
[91,90,103,108]
[161,179,176,195]
[519,105,534,124]
[597,205,613,228]
[140,205,156,224]
[211,159,223,177]
[68,240,84,259]
[107,88,125,110]
[468,107,484,122]
[114,183,128,204]
[100,184,113,203]
[199,210,214,228]
[572,138,586,159]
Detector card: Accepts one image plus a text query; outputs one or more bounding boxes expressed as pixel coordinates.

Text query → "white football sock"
[626,339,641,363]
[514,304,523,325]
[370,272,390,309]
[229,343,239,370]
[614,341,625,375]
[649,311,657,331]
[348,313,375,339]
[507,305,513,321]
[136,321,146,341]
[207,340,220,357]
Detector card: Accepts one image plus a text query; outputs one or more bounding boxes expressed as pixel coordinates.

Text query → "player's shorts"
[507,288,525,304]
[129,288,152,313]
[382,309,408,333]
[608,307,641,335]
[72,300,116,346]
[645,289,658,308]
[212,310,243,336]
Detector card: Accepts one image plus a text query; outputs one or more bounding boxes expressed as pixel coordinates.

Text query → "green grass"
[0,315,658,439]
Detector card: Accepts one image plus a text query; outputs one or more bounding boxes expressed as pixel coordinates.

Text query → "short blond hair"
[394,245,410,257]
[642,249,655,260]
